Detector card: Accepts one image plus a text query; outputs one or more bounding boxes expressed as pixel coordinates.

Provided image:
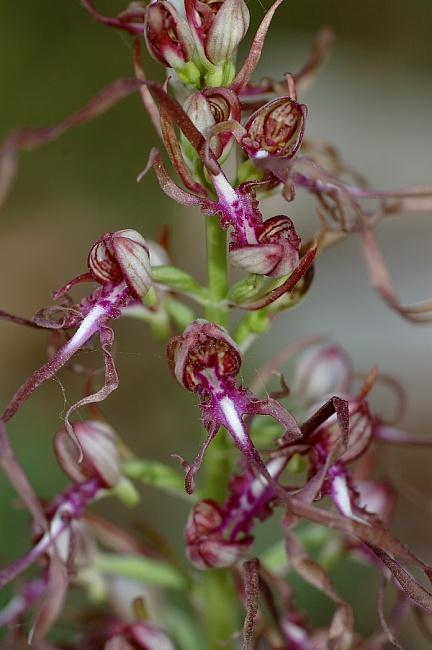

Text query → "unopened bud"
[167,319,241,391]
[183,88,240,159]
[204,0,249,65]
[54,420,122,488]
[144,1,195,70]
[243,97,307,160]
[88,229,152,299]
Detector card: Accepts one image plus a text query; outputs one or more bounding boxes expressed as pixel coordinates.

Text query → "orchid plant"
[1,1,432,648]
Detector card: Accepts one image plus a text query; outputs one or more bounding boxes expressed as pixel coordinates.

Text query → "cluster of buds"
[145,0,250,87]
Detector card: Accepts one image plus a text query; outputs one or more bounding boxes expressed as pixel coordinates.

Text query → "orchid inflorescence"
[1,1,432,648]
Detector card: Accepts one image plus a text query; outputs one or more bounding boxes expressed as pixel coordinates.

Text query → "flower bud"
[54,420,122,488]
[230,215,301,278]
[292,343,352,404]
[167,319,241,391]
[186,0,250,66]
[185,500,252,569]
[183,88,240,159]
[88,230,152,299]
[242,97,307,160]
[144,1,195,70]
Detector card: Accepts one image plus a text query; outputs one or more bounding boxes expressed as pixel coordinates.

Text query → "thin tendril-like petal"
[0,309,48,329]
[159,97,209,196]
[242,558,260,650]
[368,546,432,612]
[0,420,46,529]
[359,225,432,323]
[63,326,118,458]
[289,497,432,583]
[81,0,143,35]
[232,0,284,92]
[300,396,349,441]
[138,148,210,208]
[132,40,161,137]
[146,82,220,176]
[283,522,353,649]
[0,79,143,209]
[28,555,68,643]
[1,303,106,423]
[174,425,218,495]
[293,28,335,96]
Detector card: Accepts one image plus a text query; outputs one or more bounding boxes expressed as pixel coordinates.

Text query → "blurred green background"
[1,0,432,646]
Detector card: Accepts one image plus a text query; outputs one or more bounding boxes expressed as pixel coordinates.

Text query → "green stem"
[202,216,237,649]
[205,215,228,326]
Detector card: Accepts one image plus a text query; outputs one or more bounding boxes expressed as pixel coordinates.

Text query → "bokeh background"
[1,0,432,646]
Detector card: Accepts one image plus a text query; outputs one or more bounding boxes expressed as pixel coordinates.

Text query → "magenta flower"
[1,229,152,438]
[167,319,301,492]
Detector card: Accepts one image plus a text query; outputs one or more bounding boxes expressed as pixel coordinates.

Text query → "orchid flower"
[167,319,302,493]
[1,230,152,441]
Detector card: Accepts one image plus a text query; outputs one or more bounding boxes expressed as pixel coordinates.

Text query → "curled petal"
[158,91,212,195]
[175,425,218,494]
[247,396,301,444]
[63,326,119,458]
[139,148,211,208]
[0,309,50,330]
[293,28,335,96]
[1,286,125,424]
[283,524,353,648]
[360,225,432,323]
[82,0,145,35]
